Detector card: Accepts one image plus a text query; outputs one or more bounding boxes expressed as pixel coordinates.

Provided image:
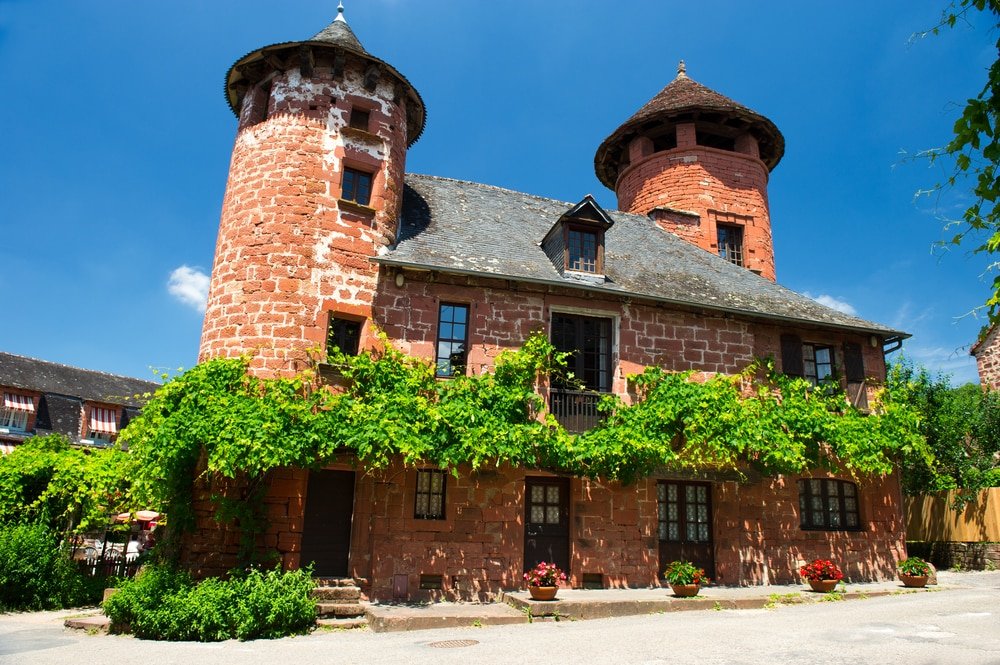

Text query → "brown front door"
[657,481,714,579]
[300,470,356,577]
[524,477,570,574]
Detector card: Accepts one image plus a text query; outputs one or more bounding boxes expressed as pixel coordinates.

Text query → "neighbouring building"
[190,7,911,600]
[971,323,1000,389]
[0,352,159,453]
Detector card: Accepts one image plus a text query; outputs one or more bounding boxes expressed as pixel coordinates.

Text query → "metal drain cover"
[428,639,480,648]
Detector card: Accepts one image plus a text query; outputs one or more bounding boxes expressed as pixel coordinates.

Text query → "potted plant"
[663,560,708,597]
[897,556,931,588]
[799,559,844,592]
[523,561,567,600]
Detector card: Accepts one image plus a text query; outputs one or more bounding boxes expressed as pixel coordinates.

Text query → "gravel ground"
[1,571,998,665]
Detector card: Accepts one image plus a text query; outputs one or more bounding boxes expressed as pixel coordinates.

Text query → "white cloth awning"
[3,393,34,413]
[89,406,117,434]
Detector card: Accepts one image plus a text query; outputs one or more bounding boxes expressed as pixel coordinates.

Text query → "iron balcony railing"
[549,388,605,433]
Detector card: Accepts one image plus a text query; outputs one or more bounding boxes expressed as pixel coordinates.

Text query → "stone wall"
[973,324,1000,390]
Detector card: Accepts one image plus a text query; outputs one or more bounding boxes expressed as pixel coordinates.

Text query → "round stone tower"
[199,5,425,375]
[594,62,783,280]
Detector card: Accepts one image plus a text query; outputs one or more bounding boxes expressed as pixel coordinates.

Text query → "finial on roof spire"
[677,60,687,79]
[335,1,346,23]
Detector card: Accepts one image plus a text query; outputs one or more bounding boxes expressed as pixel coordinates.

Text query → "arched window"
[798,479,860,531]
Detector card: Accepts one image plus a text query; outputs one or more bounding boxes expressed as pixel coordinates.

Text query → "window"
[549,313,613,432]
[0,393,33,432]
[341,167,373,206]
[803,344,834,386]
[550,313,612,392]
[327,315,362,357]
[657,482,711,543]
[349,108,370,131]
[716,224,744,267]
[567,228,598,273]
[414,469,446,519]
[435,304,469,378]
[88,406,118,444]
[798,479,860,530]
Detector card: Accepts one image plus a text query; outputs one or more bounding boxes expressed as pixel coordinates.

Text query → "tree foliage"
[924,1,1000,321]
[886,359,1000,500]
[0,434,130,534]
[121,333,926,564]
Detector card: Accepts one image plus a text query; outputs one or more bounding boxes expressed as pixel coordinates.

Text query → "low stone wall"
[907,541,1000,571]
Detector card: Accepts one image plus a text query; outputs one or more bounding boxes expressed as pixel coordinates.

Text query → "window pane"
[846,513,858,528]
[531,486,544,502]
[687,523,698,541]
[810,479,821,494]
[430,495,442,517]
[845,497,857,512]
[546,506,560,524]
[697,505,708,522]
[417,472,429,492]
[844,484,856,497]
[813,511,824,524]
[658,523,668,540]
[668,485,677,501]
[668,504,677,520]
[696,486,707,502]
[546,485,559,504]
[699,524,709,542]
[430,473,442,492]
[686,486,696,502]
[668,523,679,541]
[657,484,666,501]
[530,506,544,523]
[416,494,429,516]
[827,480,840,496]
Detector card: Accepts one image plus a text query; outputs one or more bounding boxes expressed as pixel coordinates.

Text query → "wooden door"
[524,477,570,574]
[299,470,356,577]
[657,481,714,578]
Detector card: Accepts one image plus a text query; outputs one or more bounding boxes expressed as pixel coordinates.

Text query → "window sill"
[338,198,376,216]
[342,126,381,144]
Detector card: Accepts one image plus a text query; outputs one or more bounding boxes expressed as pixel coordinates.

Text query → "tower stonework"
[199,9,425,376]
[594,64,784,281]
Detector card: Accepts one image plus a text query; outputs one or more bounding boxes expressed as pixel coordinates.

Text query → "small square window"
[414,469,446,520]
[342,167,373,206]
[349,108,370,131]
[327,315,362,357]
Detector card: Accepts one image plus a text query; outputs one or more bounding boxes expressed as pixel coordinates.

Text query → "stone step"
[314,577,363,588]
[316,616,367,631]
[316,602,367,619]
[311,585,361,602]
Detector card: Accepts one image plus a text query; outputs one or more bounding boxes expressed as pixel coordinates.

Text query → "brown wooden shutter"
[780,334,804,377]
[843,342,865,383]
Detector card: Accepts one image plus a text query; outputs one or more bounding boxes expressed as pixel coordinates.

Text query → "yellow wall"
[905,489,1000,542]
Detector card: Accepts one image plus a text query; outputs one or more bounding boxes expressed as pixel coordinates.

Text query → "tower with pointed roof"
[199,4,425,375]
[594,62,783,281]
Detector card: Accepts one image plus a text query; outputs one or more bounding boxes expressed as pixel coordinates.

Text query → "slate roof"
[0,353,159,408]
[594,70,785,187]
[379,174,906,338]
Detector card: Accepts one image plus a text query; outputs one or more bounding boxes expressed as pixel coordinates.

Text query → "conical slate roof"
[223,6,426,145]
[594,65,784,188]
[310,7,368,54]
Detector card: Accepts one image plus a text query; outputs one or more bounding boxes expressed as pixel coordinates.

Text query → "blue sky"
[0,1,994,385]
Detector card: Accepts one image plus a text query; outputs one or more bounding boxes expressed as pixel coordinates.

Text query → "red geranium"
[799,559,844,582]
[523,562,567,587]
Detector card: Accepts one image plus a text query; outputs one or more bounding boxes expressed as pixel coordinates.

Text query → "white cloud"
[804,292,858,317]
[167,265,210,312]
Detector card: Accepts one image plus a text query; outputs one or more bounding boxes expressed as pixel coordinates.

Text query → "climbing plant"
[119,332,927,566]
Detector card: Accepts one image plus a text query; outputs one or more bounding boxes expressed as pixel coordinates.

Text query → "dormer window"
[542,195,614,278]
[568,228,598,273]
[1,393,33,432]
[87,405,118,445]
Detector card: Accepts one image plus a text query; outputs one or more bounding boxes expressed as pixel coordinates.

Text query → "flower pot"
[528,585,559,601]
[899,574,928,588]
[807,579,839,593]
[669,583,701,598]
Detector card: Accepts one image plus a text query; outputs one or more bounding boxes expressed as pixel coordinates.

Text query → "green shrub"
[104,565,316,641]
[0,523,100,610]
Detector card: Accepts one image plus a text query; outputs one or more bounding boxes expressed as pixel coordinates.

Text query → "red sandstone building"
[193,8,910,600]
[972,324,1000,389]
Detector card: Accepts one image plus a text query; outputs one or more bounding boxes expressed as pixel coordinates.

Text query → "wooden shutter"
[780,334,804,377]
[843,342,865,383]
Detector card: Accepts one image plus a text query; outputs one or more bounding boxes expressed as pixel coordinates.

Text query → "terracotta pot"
[899,574,928,588]
[528,585,559,601]
[669,583,701,598]
[807,579,840,593]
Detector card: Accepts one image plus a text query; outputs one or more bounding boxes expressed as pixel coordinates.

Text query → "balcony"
[549,388,605,433]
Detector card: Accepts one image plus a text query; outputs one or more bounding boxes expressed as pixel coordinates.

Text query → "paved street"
[2,572,998,665]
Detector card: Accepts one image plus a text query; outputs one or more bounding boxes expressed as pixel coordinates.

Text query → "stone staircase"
[312,578,367,629]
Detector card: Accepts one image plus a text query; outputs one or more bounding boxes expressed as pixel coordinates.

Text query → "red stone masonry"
[199,60,410,376]
[616,125,775,281]
[973,324,1000,390]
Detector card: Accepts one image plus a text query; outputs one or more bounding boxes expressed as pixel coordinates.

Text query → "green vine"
[119,332,927,566]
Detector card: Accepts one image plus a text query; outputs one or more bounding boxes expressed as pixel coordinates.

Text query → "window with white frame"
[87,406,118,444]
[0,393,33,432]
